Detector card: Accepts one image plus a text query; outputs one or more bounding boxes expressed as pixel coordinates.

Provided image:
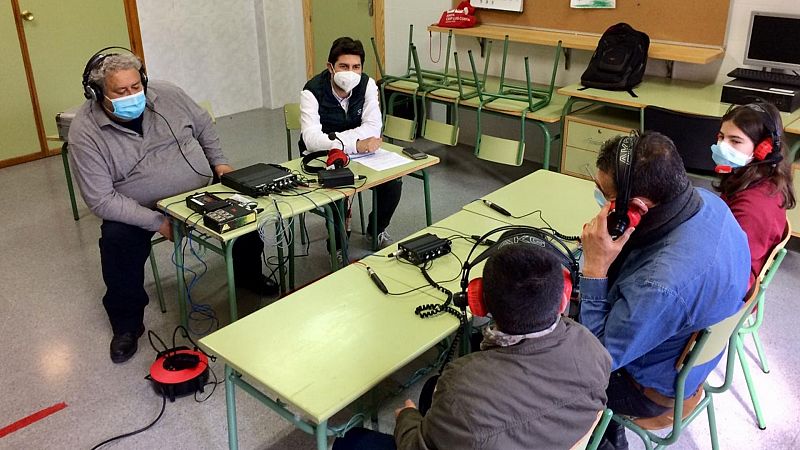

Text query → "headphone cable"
[148,106,215,178]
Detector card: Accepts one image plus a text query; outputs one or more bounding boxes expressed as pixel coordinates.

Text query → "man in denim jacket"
[580,132,750,450]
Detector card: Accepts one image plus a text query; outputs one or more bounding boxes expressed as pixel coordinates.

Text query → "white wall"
[138,0,306,115]
[137,0,263,117]
[257,1,307,109]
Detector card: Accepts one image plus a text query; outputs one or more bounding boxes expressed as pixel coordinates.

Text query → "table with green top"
[157,143,438,328]
[199,264,459,450]
[199,209,514,450]
[558,76,800,133]
[462,169,597,234]
[199,172,596,449]
[157,180,346,328]
[284,142,440,249]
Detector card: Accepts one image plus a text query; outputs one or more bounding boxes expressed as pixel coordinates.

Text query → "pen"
[367,266,389,294]
[482,199,512,217]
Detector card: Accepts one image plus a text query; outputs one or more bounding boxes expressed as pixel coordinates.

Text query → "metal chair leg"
[60,143,80,221]
[751,330,770,373]
[149,245,166,313]
[357,192,366,235]
[735,336,767,429]
[707,393,720,450]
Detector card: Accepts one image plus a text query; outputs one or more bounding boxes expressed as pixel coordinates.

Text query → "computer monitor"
[744,11,800,72]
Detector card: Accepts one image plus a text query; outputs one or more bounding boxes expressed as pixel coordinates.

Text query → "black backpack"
[581,23,650,96]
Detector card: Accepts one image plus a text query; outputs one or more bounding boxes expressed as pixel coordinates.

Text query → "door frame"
[301,0,385,80]
[5,0,144,169]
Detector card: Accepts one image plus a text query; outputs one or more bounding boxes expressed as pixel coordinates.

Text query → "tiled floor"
[1,107,798,449]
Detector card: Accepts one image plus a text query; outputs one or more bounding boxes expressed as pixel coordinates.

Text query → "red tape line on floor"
[0,402,67,438]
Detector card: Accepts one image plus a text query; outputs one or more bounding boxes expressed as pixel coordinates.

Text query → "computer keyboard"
[727,68,800,88]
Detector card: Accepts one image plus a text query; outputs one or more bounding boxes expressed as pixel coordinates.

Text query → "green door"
[311,0,377,78]
[1,2,41,161]
[21,0,130,144]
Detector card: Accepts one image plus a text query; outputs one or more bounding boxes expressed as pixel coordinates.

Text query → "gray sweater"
[394,318,611,450]
[68,80,228,231]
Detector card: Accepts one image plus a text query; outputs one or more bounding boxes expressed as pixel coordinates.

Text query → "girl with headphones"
[712,101,795,287]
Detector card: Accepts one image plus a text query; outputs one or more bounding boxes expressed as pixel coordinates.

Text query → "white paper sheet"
[353,149,412,171]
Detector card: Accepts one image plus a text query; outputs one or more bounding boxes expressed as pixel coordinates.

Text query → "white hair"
[88,53,142,87]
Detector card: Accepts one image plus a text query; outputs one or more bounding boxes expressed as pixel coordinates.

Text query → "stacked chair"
[461,36,563,166]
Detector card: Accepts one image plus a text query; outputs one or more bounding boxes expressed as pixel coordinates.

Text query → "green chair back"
[383,115,416,142]
[615,287,761,450]
[198,100,216,123]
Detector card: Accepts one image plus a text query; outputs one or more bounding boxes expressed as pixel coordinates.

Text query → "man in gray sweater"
[68,51,274,363]
[334,243,612,450]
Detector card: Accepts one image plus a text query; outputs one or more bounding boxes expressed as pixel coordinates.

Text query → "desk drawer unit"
[561,107,639,179]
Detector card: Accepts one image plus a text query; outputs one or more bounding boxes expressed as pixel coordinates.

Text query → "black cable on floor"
[89,394,167,450]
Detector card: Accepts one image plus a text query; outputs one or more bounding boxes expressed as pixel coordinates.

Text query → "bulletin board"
[464,0,730,47]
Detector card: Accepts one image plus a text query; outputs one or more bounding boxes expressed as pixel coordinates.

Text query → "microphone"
[328,132,346,152]
[482,199,512,217]
[366,266,389,294]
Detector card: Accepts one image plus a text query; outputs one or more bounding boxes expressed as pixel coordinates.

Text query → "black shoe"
[110,325,145,364]
[237,274,279,296]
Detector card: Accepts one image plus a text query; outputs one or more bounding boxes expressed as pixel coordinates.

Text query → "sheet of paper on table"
[352,148,412,171]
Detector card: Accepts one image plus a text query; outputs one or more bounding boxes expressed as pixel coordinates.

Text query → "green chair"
[413,41,489,147]
[613,286,762,450]
[283,103,301,161]
[464,37,562,166]
[371,26,451,143]
[730,220,791,429]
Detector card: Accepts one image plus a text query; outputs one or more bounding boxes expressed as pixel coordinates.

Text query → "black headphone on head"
[452,225,581,317]
[608,132,640,238]
[82,46,148,102]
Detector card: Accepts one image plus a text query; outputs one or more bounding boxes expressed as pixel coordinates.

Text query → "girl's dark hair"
[713,102,795,209]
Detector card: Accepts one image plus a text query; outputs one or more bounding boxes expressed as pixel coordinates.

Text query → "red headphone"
[609,199,644,230]
[326,148,350,168]
[753,138,773,161]
[465,267,574,317]
[301,148,350,174]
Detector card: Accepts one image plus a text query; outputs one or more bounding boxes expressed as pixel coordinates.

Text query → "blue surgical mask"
[710,140,752,169]
[593,186,607,208]
[106,90,146,120]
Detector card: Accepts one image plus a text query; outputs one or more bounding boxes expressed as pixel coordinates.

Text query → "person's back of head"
[328,37,365,65]
[597,131,689,205]
[483,244,565,334]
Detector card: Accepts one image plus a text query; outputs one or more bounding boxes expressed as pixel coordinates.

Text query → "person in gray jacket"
[68,50,274,364]
[333,243,612,450]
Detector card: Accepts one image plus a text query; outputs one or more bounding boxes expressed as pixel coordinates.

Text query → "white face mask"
[711,140,753,168]
[332,70,361,93]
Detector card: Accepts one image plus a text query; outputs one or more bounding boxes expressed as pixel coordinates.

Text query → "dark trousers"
[602,369,671,450]
[99,220,264,335]
[332,178,402,248]
[332,375,439,450]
